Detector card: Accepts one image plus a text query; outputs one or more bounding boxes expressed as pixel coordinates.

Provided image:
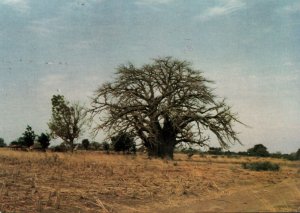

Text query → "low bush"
[184,148,196,159]
[50,144,68,152]
[242,161,280,171]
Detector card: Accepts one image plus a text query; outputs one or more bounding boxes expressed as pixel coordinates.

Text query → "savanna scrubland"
[0,149,299,212]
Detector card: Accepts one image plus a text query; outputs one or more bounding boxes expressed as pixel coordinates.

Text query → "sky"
[0,0,299,153]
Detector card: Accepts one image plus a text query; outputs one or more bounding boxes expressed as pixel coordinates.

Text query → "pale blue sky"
[0,0,299,153]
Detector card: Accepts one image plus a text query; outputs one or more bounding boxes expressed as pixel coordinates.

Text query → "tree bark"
[146,134,176,159]
[147,142,174,159]
[70,139,74,153]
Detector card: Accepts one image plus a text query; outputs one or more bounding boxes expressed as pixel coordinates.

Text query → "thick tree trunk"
[146,136,176,159]
[143,117,177,159]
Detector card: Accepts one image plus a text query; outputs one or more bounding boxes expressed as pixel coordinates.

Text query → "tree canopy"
[248,144,270,157]
[22,125,36,147]
[48,95,88,151]
[37,133,51,151]
[90,57,242,159]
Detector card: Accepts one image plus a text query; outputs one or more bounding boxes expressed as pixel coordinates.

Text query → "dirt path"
[157,178,300,212]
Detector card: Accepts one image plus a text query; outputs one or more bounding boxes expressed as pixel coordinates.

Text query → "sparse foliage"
[90,57,242,159]
[48,95,88,152]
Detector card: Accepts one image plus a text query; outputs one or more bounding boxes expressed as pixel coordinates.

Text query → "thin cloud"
[282,2,300,14]
[0,0,29,13]
[39,74,66,88]
[196,0,246,22]
[135,0,175,6]
[27,18,64,37]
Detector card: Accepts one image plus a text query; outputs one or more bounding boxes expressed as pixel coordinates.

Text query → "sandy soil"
[157,177,300,212]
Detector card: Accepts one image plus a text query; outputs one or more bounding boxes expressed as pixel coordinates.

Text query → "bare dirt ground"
[0,149,299,212]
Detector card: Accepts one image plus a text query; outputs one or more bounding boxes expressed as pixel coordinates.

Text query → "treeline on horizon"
[180,144,300,161]
[0,132,299,161]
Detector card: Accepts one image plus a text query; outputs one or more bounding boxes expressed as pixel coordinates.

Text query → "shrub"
[111,132,135,154]
[102,142,110,154]
[242,161,280,171]
[237,151,248,156]
[37,133,51,151]
[32,142,42,148]
[270,152,299,161]
[199,152,206,158]
[296,148,300,160]
[0,138,6,147]
[129,141,137,154]
[82,139,90,150]
[90,141,101,150]
[51,144,68,152]
[185,148,196,159]
[207,147,223,155]
[10,140,20,146]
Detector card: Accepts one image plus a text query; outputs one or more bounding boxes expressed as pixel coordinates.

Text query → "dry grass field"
[0,148,299,212]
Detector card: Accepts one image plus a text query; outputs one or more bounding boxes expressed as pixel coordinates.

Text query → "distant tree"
[270,151,282,159]
[90,141,101,150]
[22,125,36,147]
[224,150,234,156]
[37,133,51,151]
[111,132,134,154]
[208,147,223,155]
[51,143,68,152]
[82,139,90,150]
[247,144,269,157]
[10,140,19,146]
[295,149,300,160]
[17,137,25,146]
[48,95,88,152]
[0,138,6,147]
[237,151,248,156]
[102,141,110,154]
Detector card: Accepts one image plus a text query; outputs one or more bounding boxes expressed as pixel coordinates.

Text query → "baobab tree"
[90,57,242,159]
